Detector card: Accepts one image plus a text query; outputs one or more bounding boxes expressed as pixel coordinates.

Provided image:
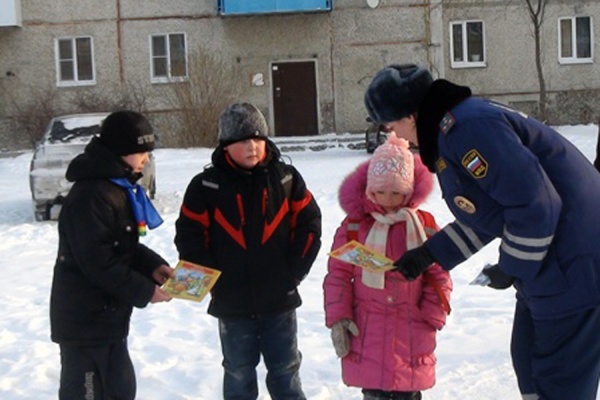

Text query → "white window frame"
[149,33,188,83]
[54,36,96,87]
[558,16,593,64]
[449,20,486,69]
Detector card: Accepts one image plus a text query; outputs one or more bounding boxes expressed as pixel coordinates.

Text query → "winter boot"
[362,389,422,400]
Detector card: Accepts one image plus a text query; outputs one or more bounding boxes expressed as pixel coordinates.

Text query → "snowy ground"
[0,125,598,399]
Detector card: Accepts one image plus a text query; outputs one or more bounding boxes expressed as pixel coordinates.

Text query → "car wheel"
[148,177,156,200]
[365,130,376,154]
[377,131,389,146]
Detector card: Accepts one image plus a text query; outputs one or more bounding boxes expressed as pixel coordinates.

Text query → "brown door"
[271,61,318,137]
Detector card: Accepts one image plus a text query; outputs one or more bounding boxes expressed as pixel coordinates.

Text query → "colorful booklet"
[162,260,221,302]
[328,240,394,272]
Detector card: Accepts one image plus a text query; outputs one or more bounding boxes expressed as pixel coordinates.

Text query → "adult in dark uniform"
[364,64,600,400]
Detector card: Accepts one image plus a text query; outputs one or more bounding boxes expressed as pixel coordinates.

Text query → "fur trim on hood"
[338,153,434,219]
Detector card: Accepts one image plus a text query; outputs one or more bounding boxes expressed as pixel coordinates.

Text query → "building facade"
[0,0,598,150]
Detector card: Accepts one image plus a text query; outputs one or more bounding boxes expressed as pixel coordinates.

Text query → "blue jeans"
[218,309,305,400]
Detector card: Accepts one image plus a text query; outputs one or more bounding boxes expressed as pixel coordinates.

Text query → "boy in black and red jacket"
[175,102,322,400]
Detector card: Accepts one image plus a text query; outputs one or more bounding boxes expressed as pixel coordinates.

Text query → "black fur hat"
[99,110,155,156]
[218,103,268,145]
[364,64,434,124]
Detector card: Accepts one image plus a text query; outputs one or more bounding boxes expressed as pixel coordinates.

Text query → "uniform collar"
[416,79,472,172]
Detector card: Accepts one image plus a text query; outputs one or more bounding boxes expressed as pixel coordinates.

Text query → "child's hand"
[150,286,172,303]
[152,264,174,285]
[330,319,359,358]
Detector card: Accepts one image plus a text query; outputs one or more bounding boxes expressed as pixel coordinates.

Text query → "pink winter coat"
[323,155,452,392]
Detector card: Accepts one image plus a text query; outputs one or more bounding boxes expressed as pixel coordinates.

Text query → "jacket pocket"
[520,249,568,297]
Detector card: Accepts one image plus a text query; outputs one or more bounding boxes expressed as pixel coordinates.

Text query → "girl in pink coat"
[323,133,452,400]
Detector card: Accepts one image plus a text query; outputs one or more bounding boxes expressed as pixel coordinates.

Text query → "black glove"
[393,246,436,281]
[482,264,515,290]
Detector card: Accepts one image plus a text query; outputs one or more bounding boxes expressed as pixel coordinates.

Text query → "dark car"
[29,113,156,221]
[365,119,389,154]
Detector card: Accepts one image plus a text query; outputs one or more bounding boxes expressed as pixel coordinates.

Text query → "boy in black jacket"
[175,103,322,400]
[50,110,173,400]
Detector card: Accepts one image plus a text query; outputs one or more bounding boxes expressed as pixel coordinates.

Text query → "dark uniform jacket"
[417,80,600,319]
[175,140,322,318]
[50,137,166,345]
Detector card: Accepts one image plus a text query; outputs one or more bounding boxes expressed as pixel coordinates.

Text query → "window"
[559,16,593,64]
[150,33,187,82]
[55,37,95,86]
[450,20,485,68]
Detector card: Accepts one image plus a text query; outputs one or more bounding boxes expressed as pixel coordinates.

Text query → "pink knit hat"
[366,132,414,201]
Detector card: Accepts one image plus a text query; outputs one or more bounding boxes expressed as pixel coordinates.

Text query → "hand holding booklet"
[328,240,394,272]
[162,260,221,303]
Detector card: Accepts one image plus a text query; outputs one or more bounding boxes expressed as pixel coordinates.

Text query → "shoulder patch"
[461,149,488,178]
[439,112,455,135]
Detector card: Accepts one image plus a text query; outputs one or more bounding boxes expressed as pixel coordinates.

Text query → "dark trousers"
[58,339,135,400]
[218,309,305,400]
[511,301,600,400]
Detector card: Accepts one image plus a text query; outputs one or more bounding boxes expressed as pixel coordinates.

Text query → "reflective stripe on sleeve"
[501,241,547,261]
[501,227,552,261]
[456,220,485,250]
[503,228,553,247]
[443,225,474,259]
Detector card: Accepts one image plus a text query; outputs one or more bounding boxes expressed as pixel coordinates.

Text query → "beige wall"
[442,0,600,123]
[1,0,600,150]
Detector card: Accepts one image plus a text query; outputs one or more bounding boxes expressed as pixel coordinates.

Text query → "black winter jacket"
[175,140,322,318]
[50,138,167,345]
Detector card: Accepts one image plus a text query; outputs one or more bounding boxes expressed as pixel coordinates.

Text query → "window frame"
[149,32,188,83]
[54,36,96,87]
[558,16,593,65]
[449,20,486,69]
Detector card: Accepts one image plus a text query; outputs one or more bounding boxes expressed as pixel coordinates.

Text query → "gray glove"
[330,319,359,358]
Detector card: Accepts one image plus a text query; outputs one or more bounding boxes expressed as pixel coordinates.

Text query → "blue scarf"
[110,178,163,236]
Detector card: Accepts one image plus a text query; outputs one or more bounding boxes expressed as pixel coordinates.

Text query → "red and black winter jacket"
[175,140,322,318]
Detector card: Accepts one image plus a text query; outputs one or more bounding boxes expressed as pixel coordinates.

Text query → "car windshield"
[48,116,105,143]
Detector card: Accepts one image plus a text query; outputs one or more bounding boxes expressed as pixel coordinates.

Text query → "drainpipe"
[424,0,445,79]
[116,0,124,84]
[328,9,337,133]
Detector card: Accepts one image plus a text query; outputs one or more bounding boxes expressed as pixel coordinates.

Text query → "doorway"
[271,60,319,137]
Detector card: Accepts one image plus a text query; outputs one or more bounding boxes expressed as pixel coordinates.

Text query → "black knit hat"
[218,103,268,145]
[364,64,434,124]
[99,110,155,156]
